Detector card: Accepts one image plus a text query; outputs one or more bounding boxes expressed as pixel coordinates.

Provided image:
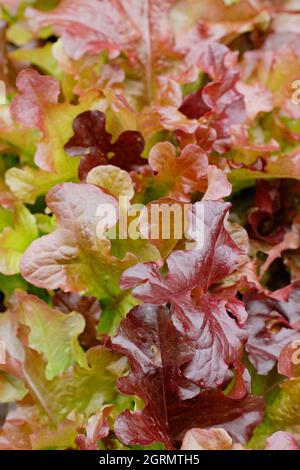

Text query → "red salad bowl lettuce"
[0,0,300,450]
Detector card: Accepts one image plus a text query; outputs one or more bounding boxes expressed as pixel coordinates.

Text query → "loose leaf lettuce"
[1,0,300,452]
[112,304,264,449]
[120,201,248,388]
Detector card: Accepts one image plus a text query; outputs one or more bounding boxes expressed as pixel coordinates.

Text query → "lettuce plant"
[0,0,300,450]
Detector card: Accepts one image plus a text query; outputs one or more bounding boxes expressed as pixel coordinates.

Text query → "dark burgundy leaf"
[248,180,287,244]
[112,304,264,449]
[180,89,211,120]
[120,200,248,388]
[65,110,145,181]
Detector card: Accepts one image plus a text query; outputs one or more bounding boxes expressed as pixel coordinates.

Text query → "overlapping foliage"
[0,0,300,450]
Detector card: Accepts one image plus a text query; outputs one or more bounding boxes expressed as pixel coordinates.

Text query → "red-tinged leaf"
[76,405,113,450]
[146,142,208,202]
[180,43,246,153]
[265,431,300,450]
[236,82,274,123]
[0,403,78,450]
[222,258,264,293]
[112,304,264,449]
[194,124,218,153]
[147,104,199,136]
[122,200,243,297]
[244,283,300,375]
[230,125,280,154]
[0,339,125,449]
[51,45,126,98]
[228,131,300,188]
[11,69,60,172]
[173,0,270,69]
[26,0,179,104]
[0,404,42,450]
[268,46,300,119]
[140,77,199,135]
[119,0,178,103]
[181,427,244,450]
[9,290,90,380]
[65,110,145,181]
[229,158,267,173]
[177,36,240,83]
[20,182,135,298]
[2,0,300,451]
[11,69,96,174]
[266,150,300,180]
[242,42,300,119]
[203,165,232,201]
[120,201,248,388]
[11,69,56,113]
[133,142,231,203]
[53,292,101,349]
[278,340,300,378]
[26,0,139,61]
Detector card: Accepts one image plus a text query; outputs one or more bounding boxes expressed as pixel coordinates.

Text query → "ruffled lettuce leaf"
[112,303,264,449]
